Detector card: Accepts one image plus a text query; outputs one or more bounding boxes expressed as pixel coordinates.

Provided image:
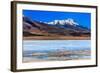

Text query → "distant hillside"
[23,16,90,37]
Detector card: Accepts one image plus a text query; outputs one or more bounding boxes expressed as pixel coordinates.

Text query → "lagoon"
[23,40,91,62]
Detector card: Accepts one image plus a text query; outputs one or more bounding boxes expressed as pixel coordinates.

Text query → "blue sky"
[23,10,91,28]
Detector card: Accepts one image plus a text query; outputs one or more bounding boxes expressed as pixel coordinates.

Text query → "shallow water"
[23,40,91,62]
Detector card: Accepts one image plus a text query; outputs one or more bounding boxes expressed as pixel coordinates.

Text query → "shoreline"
[23,58,91,63]
[23,36,90,40]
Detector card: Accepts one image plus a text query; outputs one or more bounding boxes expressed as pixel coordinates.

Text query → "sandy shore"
[23,57,90,63]
[23,36,90,40]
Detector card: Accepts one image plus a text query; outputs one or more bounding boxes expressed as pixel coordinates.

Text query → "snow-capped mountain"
[23,16,90,37]
[47,18,79,26]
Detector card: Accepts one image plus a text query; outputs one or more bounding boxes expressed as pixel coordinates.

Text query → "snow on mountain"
[47,18,79,26]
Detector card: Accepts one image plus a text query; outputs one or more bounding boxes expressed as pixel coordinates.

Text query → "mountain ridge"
[23,16,90,37]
